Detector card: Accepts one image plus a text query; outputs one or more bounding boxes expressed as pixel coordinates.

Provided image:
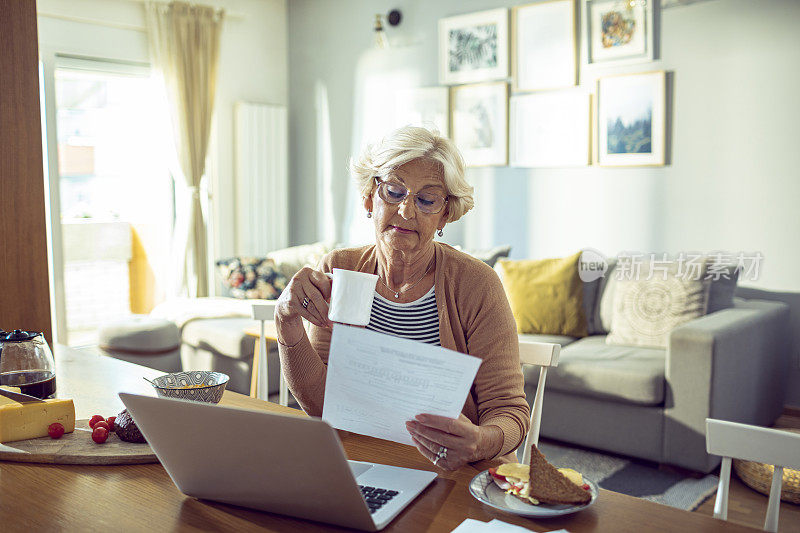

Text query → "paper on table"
[451,518,560,532]
[322,324,482,445]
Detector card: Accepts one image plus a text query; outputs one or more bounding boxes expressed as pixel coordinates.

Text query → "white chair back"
[251,302,289,405]
[706,418,800,532]
[518,341,560,465]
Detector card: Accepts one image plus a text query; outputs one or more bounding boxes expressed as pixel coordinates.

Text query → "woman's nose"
[397,195,416,218]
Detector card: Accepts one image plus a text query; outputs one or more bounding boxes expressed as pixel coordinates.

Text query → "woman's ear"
[362,194,373,214]
[439,203,450,228]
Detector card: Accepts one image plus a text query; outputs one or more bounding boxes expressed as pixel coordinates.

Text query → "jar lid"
[2,330,40,342]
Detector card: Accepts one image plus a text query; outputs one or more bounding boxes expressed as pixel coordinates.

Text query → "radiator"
[234,102,288,256]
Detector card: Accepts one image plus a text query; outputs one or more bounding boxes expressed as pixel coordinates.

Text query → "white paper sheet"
[321,325,482,445]
[451,518,563,533]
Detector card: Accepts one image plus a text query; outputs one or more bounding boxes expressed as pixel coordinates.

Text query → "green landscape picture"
[607,108,652,154]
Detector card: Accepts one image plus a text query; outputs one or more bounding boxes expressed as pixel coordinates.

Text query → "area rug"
[530,439,719,511]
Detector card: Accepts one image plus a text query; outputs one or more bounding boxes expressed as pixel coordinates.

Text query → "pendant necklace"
[378,259,434,299]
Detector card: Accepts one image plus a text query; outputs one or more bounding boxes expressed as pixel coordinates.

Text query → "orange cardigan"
[277,242,530,459]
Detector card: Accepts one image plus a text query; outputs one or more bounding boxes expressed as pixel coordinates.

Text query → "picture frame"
[597,70,666,167]
[394,87,450,137]
[439,8,509,85]
[451,82,508,167]
[510,90,591,168]
[512,0,577,92]
[583,0,656,66]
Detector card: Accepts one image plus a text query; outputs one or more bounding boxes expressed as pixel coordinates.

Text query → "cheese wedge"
[0,394,76,443]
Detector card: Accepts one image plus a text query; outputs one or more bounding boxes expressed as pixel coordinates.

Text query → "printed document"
[322,325,482,445]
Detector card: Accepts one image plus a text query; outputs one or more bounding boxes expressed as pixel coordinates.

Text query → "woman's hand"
[274,267,333,346]
[405,413,503,471]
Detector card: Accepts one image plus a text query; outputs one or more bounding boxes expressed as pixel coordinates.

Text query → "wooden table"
[0,346,757,532]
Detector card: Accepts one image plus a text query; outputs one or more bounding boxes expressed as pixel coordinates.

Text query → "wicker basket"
[733,428,800,505]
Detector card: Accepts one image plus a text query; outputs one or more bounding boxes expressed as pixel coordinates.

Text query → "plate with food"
[469,444,598,518]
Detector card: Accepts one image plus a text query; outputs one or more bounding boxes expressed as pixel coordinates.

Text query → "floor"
[693,410,800,532]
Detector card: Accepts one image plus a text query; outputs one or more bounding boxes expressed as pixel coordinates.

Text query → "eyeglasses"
[373,177,448,215]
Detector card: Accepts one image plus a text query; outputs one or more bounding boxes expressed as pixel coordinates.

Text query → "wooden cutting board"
[0,419,158,465]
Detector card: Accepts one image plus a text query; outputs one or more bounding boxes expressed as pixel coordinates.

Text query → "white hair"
[350,125,475,223]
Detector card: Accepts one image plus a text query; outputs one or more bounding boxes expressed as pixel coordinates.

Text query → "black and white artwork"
[449,24,498,72]
[439,9,509,85]
[451,82,508,167]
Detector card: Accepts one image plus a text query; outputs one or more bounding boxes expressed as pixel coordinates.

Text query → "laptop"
[119,393,437,531]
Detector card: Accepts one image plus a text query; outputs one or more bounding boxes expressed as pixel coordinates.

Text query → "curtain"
[145,1,224,297]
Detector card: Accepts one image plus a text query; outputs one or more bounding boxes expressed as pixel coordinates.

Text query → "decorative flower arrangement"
[215,257,288,300]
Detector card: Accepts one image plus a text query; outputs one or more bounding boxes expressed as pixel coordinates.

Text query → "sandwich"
[488,444,592,506]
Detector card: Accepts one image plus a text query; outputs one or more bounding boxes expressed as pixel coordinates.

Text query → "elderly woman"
[275,126,529,470]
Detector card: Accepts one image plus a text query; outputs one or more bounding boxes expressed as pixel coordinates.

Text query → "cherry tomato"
[106,416,117,431]
[92,426,109,444]
[48,422,65,439]
[583,484,590,491]
[89,415,105,429]
[93,421,110,432]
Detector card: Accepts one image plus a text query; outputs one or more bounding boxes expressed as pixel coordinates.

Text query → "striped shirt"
[366,286,440,345]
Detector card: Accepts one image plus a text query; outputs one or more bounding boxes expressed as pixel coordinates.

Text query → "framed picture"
[439,8,509,85]
[583,0,656,65]
[597,71,666,167]
[394,87,450,137]
[451,82,508,167]
[510,90,590,167]
[512,0,577,92]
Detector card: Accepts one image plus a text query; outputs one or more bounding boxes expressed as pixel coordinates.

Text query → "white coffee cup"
[326,268,379,326]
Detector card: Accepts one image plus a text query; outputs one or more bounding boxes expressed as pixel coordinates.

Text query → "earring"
[367,211,372,218]
[437,229,444,237]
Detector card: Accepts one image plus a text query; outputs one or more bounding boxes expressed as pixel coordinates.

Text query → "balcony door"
[43,56,176,346]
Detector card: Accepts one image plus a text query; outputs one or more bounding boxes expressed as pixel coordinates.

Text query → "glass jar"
[0,330,57,399]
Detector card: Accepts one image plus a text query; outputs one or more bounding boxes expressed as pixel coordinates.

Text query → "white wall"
[287,0,800,405]
[37,0,288,274]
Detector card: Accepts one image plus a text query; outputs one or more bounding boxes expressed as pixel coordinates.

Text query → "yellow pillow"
[496,252,587,337]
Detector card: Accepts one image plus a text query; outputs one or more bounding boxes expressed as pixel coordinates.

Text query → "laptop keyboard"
[359,486,399,514]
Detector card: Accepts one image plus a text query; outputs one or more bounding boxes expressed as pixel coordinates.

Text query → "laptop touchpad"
[348,461,373,479]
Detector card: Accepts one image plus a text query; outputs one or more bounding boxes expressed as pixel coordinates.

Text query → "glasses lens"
[379,182,408,204]
[415,192,445,214]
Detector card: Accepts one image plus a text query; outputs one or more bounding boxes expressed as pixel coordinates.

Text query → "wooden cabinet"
[0,0,53,343]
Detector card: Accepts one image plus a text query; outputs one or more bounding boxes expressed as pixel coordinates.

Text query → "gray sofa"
[521,283,791,474]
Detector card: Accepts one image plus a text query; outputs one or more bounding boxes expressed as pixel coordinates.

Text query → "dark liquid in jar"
[0,370,57,399]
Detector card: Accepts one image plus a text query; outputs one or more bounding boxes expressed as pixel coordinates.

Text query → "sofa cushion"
[266,241,338,280]
[589,258,616,334]
[216,257,288,300]
[496,252,587,337]
[538,335,666,406]
[599,255,740,331]
[456,244,512,267]
[98,315,180,353]
[518,333,578,347]
[181,317,259,360]
[606,260,709,348]
[598,267,619,334]
[706,261,739,313]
